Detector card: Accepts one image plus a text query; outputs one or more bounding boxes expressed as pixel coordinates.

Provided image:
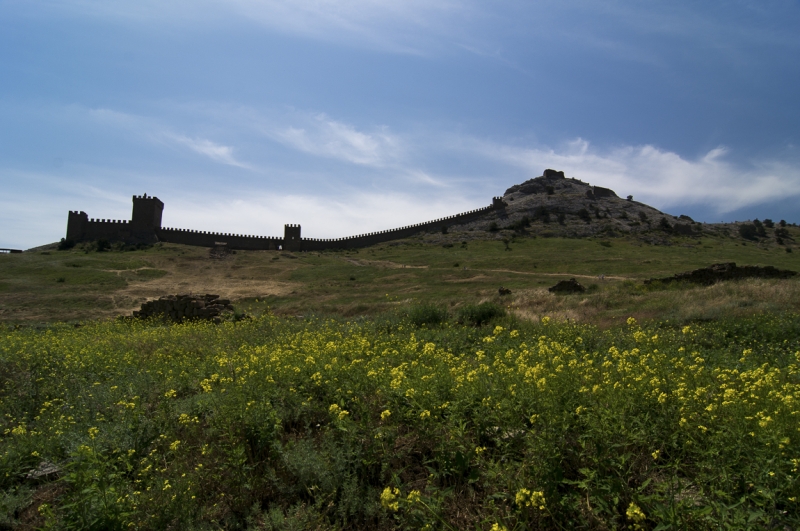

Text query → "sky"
[1,0,799,249]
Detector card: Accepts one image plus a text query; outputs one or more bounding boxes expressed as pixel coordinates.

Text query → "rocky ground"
[417,169,795,249]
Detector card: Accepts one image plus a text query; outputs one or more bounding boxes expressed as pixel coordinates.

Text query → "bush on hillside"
[456,302,506,326]
[57,238,75,251]
[406,303,448,327]
[739,224,760,241]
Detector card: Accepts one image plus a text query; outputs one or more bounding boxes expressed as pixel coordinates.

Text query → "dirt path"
[343,257,428,269]
[473,268,634,280]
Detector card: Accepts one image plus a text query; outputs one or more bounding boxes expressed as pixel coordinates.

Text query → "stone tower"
[131,194,164,231]
[284,224,301,251]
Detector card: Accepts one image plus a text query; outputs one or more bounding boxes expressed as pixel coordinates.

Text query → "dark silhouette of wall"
[66,195,163,244]
[66,194,502,251]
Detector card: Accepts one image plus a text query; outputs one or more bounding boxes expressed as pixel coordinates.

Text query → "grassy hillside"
[2,227,799,325]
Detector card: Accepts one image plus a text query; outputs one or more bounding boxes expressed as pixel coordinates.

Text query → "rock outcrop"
[644,263,797,286]
[548,278,586,293]
[133,294,234,323]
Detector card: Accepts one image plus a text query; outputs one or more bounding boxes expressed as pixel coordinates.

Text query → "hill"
[2,224,798,326]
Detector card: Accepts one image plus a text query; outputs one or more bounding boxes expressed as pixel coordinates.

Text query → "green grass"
[2,230,799,325]
[1,312,798,529]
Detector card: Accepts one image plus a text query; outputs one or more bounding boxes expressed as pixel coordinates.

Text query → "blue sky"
[2,1,799,249]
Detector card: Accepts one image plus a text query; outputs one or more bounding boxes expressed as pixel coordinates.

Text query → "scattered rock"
[209,242,231,259]
[498,287,512,295]
[548,278,586,293]
[25,461,60,480]
[645,263,797,286]
[133,294,234,323]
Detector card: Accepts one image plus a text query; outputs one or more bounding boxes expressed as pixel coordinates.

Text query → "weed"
[456,302,506,326]
[406,303,449,327]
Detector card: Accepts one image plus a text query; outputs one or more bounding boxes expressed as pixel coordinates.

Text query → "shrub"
[638,211,648,222]
[456,302,506,326]
[95,239,111,252]
[406,304,448,327]
[508,216,531,232]
[659,217,672,232]
[546,185,554,195]
[577,208,592,223]
[557,212,566,225]
[488,222,499,232]
[57,238,75,251]
[739,224,760,241]
[763,218,774,228]
[780,219,787,227]
[533,205,550,223]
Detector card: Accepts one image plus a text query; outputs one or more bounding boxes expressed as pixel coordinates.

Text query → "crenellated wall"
[66,194,502,251]
[299,203,497,250]
[157,228,283,250]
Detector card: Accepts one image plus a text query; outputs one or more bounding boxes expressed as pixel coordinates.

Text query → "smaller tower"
[284,224,301,251]
[492,197,506,209]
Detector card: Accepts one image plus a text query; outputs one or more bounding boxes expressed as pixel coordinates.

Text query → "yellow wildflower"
[626,502,646,527]
[380,487,400,511]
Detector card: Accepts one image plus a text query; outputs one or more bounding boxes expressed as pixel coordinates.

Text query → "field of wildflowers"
[1,312,799,529]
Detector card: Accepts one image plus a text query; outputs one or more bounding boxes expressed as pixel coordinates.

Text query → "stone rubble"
[548,278,586,293]
[645,262,797,286]
[133,294,234,323]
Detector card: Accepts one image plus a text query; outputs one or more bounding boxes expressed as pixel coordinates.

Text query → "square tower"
[284,224,301,251]
[131,194,164,231]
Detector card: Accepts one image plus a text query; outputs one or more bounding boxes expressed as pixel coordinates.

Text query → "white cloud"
[163,190,479,239]
[463,137,800,213]
[88,107,251,169]
[269,113,402,167]
[165,134,250,168]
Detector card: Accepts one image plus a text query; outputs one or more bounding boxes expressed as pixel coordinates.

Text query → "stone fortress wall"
[66,193,506,251]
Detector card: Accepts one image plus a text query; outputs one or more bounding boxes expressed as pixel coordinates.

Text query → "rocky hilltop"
[439,169,701,242]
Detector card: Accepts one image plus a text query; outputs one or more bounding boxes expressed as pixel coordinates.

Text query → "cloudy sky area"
[1,0,799,248]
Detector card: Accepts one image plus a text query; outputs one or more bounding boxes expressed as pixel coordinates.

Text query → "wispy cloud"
[88,107,251,169]
[269,113,401,167]
[165,134,250,168]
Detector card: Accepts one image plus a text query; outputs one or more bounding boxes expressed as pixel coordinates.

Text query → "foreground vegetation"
[2,311,799,529]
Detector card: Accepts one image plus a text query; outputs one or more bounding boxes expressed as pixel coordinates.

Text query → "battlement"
[66,193,500,251]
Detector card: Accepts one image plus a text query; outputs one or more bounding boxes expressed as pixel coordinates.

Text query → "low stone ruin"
[645,262,797,286]
[209,242,232,259]
[133,294,234,323]
[548,278,586,293]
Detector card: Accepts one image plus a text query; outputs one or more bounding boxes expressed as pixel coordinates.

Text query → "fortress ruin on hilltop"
[64,169,656,250]
[66,193,506,251]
